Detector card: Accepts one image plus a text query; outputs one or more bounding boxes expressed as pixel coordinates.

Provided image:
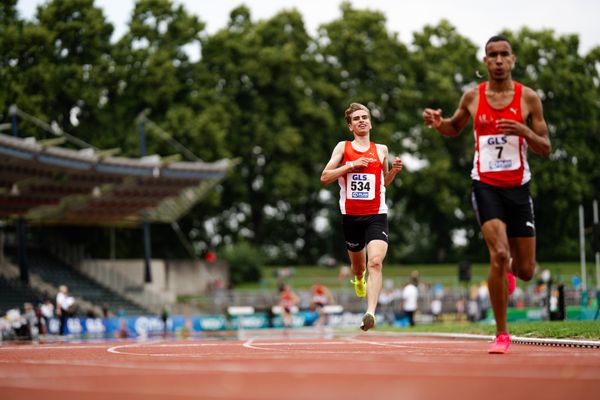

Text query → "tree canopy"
[3,0,599,264]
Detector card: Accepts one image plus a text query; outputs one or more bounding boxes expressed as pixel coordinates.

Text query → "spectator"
[23,302,38,338]
[310,281,335,327]
[34,302,44,335]
[467,284,480,322]
[431,297,442,323]
[40,299,54,334]
[63,294,75,315]
[101,303,112,318]
[161,306,170,337]
[379,279,399,325]
[4,308,30,340]
[56,285,69,335]
[455,296,466,321]
[402,275,419,326]
[115,318,129,339]
[477,281,491,321]
[512,286,525,308]
[338,265,351,281]
[279,284,300,328]
[431,283,445,322]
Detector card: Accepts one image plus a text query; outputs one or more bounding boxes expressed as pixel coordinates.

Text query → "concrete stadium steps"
[25,251,150,317]
[0,275,45,315]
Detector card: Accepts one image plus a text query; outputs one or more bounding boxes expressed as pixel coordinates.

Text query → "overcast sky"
[18,0,599,57]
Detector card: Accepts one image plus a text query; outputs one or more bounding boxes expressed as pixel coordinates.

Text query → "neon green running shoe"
[350,275,366,298]
[360,312,375,331]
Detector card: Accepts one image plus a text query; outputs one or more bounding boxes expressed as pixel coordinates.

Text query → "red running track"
[1,331,599,400]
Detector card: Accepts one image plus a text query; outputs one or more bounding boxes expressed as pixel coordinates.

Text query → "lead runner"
[320,102,403,331]
[423,35,551,353]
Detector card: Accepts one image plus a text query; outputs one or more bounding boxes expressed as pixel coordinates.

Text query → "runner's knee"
[367,256,383,272]
[515,260,535,281]
[490,248,510,269]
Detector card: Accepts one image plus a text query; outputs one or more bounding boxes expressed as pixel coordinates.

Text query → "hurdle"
[227,306,255,333]
[322,305,344,314]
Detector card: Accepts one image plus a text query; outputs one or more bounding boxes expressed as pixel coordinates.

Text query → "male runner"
[321,102,403,331]
[423,35,551,353]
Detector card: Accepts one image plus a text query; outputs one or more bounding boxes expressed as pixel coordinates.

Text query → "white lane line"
[0,344,113,351]
[0,339,470,353]
[108,340,291,355]
[345,337,481,350]
[242,338,278,351]
[107,341,163,355]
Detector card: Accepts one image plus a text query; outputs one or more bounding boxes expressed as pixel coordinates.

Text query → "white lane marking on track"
[345,337,480,349]
[242,339,352,351]
[107,338,488,356]
[108,340,309,355]
[343,337,487,355]
[245,337,514,355]
[243,339,283,351]
[109,338,599,357]
[0,344,113,351]
[2,340,467,352]
[107,341,167,355]
[242,342,371,354]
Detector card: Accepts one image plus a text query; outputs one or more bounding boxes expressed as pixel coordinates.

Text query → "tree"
[0,0,23,117]
[11,0,114,141]
[403,21,481,262]
[97,0,206,155]
[3,1,599,265]
[198,6,338,263]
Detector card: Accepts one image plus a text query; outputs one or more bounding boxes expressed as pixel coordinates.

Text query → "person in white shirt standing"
[402,275,419,326]
[55,285,71,335]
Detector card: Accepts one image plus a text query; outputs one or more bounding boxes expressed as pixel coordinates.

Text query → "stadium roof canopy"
[0,133,230,227]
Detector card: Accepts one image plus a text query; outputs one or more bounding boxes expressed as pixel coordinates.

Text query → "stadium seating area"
[0,275,45,315]
[4,249,149,317]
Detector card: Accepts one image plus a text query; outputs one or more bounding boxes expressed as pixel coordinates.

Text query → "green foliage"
[221,241,264,286]
[3,0,600,271]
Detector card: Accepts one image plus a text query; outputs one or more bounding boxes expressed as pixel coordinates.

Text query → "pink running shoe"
[488,333,511,354]
[507,271,516,296]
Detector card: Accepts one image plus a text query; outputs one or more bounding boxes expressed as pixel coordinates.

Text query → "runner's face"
[348,110,372,135]
[484,41,515,81]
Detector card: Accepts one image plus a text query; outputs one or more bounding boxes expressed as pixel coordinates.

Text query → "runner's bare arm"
[321,142,356,185]
[423,89,475,137]
[382,145,403,185]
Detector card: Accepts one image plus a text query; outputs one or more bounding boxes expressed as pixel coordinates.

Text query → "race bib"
[479,135,521,172]
[347,173,375,200]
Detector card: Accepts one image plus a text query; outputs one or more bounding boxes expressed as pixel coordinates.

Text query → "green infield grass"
[238,261,591,291]
[378,320,600,340]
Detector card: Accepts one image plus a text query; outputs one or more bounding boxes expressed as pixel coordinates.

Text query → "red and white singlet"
[312,285,329,305]
[470,81,531,187]
[338,141,387,215]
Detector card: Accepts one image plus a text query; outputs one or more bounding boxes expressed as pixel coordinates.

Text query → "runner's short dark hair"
[485,35,512,53]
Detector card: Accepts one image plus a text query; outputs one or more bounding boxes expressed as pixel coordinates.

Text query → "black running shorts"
[471,180,536,238]
[341,214,389,252]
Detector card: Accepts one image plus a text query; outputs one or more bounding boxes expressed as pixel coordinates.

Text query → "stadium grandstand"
[0,106,231,337]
